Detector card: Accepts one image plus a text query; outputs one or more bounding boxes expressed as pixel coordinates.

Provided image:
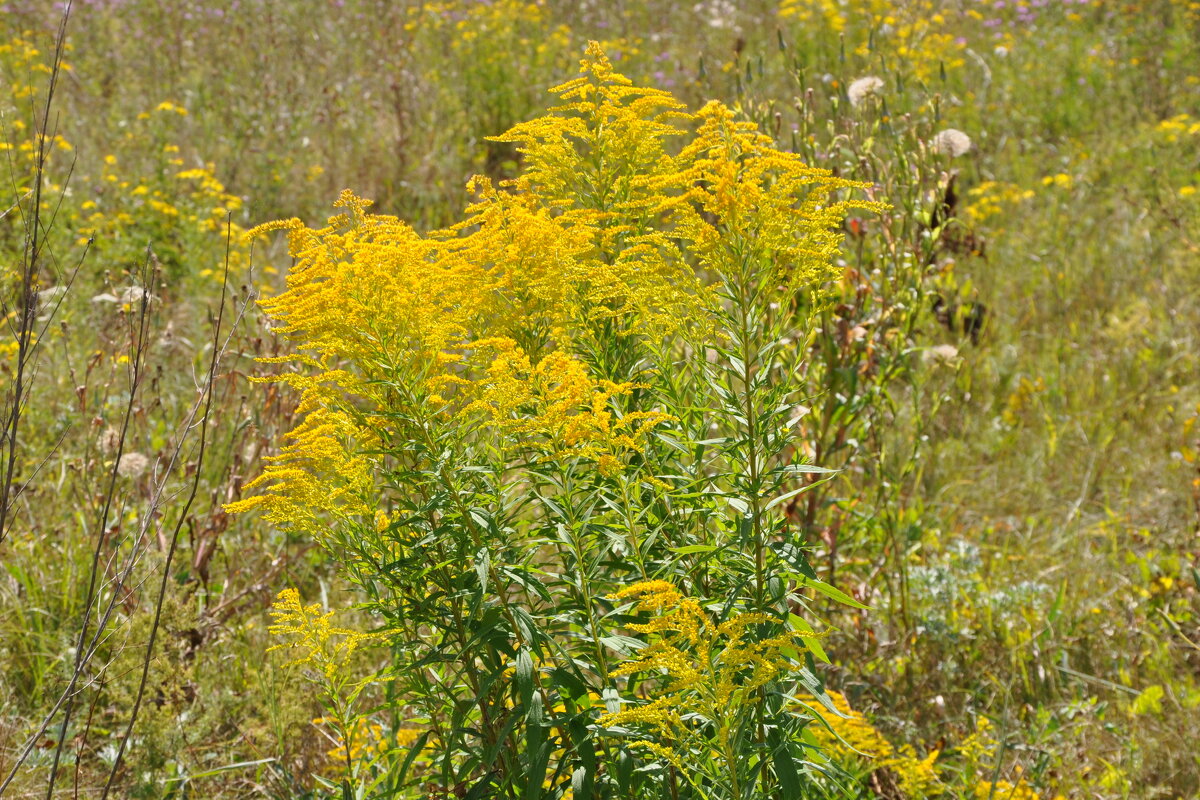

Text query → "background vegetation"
[0,0,1197,797]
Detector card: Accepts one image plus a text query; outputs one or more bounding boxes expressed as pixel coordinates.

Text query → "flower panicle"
[268,588,380,681]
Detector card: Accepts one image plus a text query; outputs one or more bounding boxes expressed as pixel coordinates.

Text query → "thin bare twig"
[100,219,235,798]
[0,0,73,549]
[42,250,154,800]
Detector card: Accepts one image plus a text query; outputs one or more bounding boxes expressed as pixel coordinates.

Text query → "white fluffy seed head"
[931,128,972,158]
[847,75,885,107]
[117,452,150,478]
[99,426,121,456]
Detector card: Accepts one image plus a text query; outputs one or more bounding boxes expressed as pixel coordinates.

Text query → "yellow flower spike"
[602,581,820,770]
[267,588,379,680]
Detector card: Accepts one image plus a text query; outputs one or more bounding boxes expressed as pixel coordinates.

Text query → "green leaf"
[615,748,633,794]
[515,647,534,692]
[671,544,718,555]
[777,463,837,475]
[474,547,489,595]
[168,758,275,782]
[602,687,622,716]
[510,607,539,647]
[795,575,869,609]
[768,729,801,797]
[464,775,495,800]
[790,614,829,664]
[523,694,549,800]
[566,715,597,798]
[764,483,815,512]
[571,767,590,799]
[396,731,432,787]
[599,635,647,655]
[549,667,587,703]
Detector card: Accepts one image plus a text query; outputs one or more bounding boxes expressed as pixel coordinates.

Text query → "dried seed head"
[923,344,960,365]
[119,286,150,305]
[99,426,121,456]
[931,128,972,158]
[117,452,150,479]
[847,76,885,107]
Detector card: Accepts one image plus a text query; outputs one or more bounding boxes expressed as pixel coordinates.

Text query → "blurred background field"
[0,0,1198,797]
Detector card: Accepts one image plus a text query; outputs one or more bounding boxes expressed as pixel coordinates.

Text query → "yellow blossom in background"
[965,181,1035,225]
[975,773,1065,800]
[958,715,996,764]
[154,99,188,115]
[1153,113,1200,142]
[310,715,422,768]
[800,689,941,798]
[778,0,965,80]
[1042,173,1073,189]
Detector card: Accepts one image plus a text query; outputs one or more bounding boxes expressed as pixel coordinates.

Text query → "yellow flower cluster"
[802,699,1064,799]
[481,52,713,337]
[268,588,379,682]
[236,42,873,516]
[451,0,558,50]
[791,699,1066,799]
[0,35,73,198]
[76,154,249,279]
[0,33,68,99]
[228,400,376,539]
[958,715,997,764]
[461,339,673,475]
[778,0,966,80]
[778,0,883,32]
[800,689,941,798]
[603,581,714,698]
[974,776,1060,800]
[1154,113,1200,142]
[673,100,876,293]
[2,34,250,288]
[1001,375,1047,427]
[958,718,1065,800]
[489,42,871,300]
[599,581,812,751]
[405,0,568,51]
[964,181,1035,225]
[1143,115,1200,203]
[236,183,672,481]
[310,715,423,766]
[1041,173,1073,190]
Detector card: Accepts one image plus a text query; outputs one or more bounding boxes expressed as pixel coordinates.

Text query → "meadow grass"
[0,1,1197,797]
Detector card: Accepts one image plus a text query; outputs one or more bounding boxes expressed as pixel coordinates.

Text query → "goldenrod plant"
[232,43,878,798]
